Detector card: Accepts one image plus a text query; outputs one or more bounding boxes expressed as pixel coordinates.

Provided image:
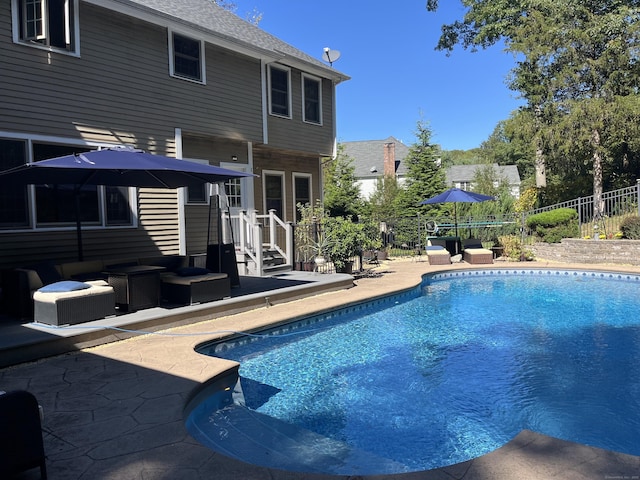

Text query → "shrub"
[526,208,579,243]
[498,235,535,261]
[620,215,640,239]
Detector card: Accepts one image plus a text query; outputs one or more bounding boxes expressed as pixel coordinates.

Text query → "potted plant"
[324,217,368,273]
[361,218,385,261]
[295,201,329,271]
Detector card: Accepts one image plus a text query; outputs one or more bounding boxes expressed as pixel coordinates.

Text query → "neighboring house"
[0,0,348,268]
[342,137,410,199]
[446,164,521,198]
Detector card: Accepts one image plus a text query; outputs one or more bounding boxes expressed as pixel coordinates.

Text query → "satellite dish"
[322,47,341,66]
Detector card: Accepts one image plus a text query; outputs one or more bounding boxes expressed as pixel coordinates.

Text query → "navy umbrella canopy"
[0,146,256,260]
[0,146,255,188]
[420,187,494,237]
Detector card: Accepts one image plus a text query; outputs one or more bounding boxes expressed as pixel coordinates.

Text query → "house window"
[0,139,29,228]
[171,32,205,83]
[224,178,242,208]
[187,183,208,204]
[302,74,322,124]
[268,65,291,117]
[14,0,78,54]
[264,172,285,219]
[293,173,311,222]
[0,140,135,230]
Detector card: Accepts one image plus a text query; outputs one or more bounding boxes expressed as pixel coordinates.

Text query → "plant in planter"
[295,201,329,270]
[360,218,385,261]
[324,217,368,272]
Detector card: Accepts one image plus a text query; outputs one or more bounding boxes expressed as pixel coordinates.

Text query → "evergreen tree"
[323,145,362,219]
[367,174,402,221]
[396,121,447,217]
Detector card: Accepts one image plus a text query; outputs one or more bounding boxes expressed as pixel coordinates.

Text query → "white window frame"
[169,30,206,84]
[292,172,312,216]
[12,0,80,56]
[0,132,138,233]
[182,158,212,205]
[267,64,292,119]
[262,170,286,220]
[301,73,323,125]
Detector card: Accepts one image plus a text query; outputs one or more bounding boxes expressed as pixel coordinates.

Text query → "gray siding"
[0,189,179,269]
[0,3,264,145]
[266,71,335,156]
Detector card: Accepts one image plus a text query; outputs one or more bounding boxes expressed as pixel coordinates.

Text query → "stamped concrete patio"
[2,259,640,479]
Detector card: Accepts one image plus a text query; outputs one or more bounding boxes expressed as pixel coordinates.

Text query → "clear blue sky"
[232,1,524,151]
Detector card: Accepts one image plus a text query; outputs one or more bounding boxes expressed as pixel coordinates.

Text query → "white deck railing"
[222,209,293,276]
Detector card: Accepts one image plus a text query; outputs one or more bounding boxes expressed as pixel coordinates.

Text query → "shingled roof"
[446,164,521,185]
[342,137,410,179]
[95,0,348,82]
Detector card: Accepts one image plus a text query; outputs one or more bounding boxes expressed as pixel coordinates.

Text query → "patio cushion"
[38,281,91,293]
[176,267,210,277]
[27,262,62,285]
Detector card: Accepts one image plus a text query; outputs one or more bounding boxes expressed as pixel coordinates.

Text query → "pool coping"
[1,259,640,479]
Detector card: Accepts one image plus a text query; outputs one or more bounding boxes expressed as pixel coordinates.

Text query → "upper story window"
[268,65,291,118]
[170,32,205,83]
[302,74,322,124]
[13,0,79,55]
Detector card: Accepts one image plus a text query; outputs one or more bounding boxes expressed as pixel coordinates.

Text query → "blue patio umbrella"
[0,146,256,260]
[420,187,494,237]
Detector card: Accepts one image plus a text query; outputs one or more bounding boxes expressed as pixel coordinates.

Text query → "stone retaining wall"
[531,239,640,266]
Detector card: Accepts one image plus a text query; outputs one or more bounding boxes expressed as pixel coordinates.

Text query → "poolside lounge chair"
[462,239,493,264]
[0,390,47,479]
[462,238,484,249]
[426,245,451,265]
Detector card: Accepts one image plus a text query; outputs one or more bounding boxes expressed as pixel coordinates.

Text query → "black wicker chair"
[0,390,47,479]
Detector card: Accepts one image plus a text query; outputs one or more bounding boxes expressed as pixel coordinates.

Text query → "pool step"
[186,403,407,475]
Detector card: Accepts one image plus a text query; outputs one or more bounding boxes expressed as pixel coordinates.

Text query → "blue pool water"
[188,269,640,474]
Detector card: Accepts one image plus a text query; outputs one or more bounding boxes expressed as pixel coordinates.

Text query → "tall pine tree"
[396,121,447,217]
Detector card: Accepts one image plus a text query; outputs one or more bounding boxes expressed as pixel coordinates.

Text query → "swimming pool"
[187,269,640,475]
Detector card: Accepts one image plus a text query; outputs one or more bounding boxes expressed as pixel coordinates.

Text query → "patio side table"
[106,265,165,312]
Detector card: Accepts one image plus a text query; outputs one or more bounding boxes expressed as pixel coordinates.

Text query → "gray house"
[0,0,348,268]
[446,164,521,198]
[342,137,410,199]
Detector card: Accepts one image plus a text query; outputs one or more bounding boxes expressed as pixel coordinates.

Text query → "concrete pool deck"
[2,258,640,479]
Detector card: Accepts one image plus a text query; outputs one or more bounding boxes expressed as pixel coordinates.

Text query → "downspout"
[261,59,269,145]
[175,127,187,255]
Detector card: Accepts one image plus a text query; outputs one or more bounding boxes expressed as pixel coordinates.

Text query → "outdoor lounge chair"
[0,390,47,479]
[462,238,484,249]
[462,238,493,264]
[426,245,451,265]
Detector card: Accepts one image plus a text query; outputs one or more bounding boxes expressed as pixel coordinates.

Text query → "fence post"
[577,196,582,233]
[637,179,640,216]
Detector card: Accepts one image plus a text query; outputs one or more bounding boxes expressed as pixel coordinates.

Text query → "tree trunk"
[591,127,604,221]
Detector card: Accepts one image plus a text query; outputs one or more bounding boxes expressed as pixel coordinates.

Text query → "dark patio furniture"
[0,390,47,479]
[106,265,166,312]
[33,281,115,326]
[161,272,230,305]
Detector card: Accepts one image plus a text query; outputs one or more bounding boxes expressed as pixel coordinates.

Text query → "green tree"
[323,145,362,219]
[366,174,402,221]
[427,0,640,217]
[396,121,448,217]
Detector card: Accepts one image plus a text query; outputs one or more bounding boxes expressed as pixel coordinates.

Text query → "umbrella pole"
[75,189,84,261]
[454,203,458,238]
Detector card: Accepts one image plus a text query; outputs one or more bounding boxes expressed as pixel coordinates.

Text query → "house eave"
[84,0,349,84]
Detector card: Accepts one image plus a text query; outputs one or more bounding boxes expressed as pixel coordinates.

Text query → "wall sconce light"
[231,155,238,162]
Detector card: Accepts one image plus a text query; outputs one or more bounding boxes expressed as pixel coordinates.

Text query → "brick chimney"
[383,142,396,176]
